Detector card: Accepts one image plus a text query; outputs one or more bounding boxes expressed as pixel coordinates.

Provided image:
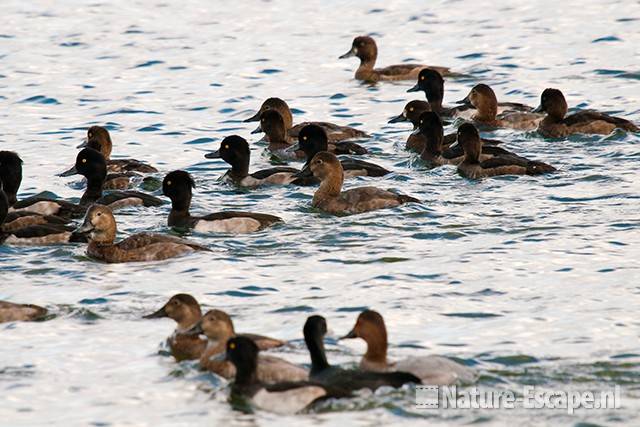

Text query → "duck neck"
[363,334,388,366]
[474,104,497,122]
[230,159,250,179]
[234,358,258,386]
[305,333,330,374]
[81,176,104,205]
[168,194,192,227]
[314,172,343,203]
[421,130,443,159]
[429,96,444,113]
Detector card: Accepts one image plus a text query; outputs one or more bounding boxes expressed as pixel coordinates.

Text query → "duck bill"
[448,140,460,149]
[143,304,168,319]
[455,94,472,106]
[59,165,78,177]
[339,48,356,59]
[532,104,545,113]
[388,113,408,123]
[182,320,204,335]
[76,138,88,149]
[339,328,358,340]
[243,111,261,122]
[410,127,422,136]
[407,83,421,93]
[204,150,221,159]
[72,216,95,237]
[250,124,263,134]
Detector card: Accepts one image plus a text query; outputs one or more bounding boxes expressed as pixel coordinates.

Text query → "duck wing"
[117,232,210,251]
[238,333,285,350]
[290,165,320,186]
[198,211,282,228]
[0,301,48,323]
[3,211,71,231]
[497,101,533,113]
[480,156,556,175]
[96,191,163,208]
[340,158,391,177]
[331,141,368,155]
[250,167,300,180]
[257,355,308,383]
[563,110,639,131]
[108,159,158,173]
[314,366,420,391]
[12,197,85,218]
[395,356,476,385]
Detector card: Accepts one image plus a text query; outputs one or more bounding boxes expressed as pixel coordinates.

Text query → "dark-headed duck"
[162,170,282,233]
[79,126,158,173]
[407,69,471,118]
[0,301,48,323]
[143,293,206,361]
[225,336,348,415]
[292,125,390,185]
[534,88,639,138]
[455,123,556,179]
[342,310,476,385]
[456,84,542,130]
[310,152,419,215]
[244,97,368,143]
[339,35,453,82]
[72,204,210,263]
[304,315,420,392]
[206,136,300,188]
[186,309,306,383]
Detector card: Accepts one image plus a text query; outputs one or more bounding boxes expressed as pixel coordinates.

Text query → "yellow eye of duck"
[224,144,229,149]
[409,107,414,111]
[82,158,87,163]
[302,136,307,140]
[420,76,424,80]
[166,181,171,186]
[229,342,236,350]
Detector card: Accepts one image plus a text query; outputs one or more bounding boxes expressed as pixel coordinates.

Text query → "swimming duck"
[339,35,453,82]
[205,135,300,188]
[304,315,420,392]
[533,88,639,137]
[186,309,306,383]
[225,336,348,415]
[310,152,419,215]
[455,123,556,179]
[244,97,368,143]
[341,310,476,385]
[72,204,210,263]
[162,170,282,233]
[456,84,542,130]
[79,126,158,173]
[292,125,390,185]
[407,69,471,118]
[143,293,207,361]
[0,301,48,323]
[12,148,162,219]
[414,112,525,167]
[0,184,80,245]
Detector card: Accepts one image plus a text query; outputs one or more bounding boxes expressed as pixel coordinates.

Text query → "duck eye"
[302,136,307,140]
[96,212,102,217]
[229,342,236,350]
[420,76,424,80]
[224,145,229,149]
[82,158,87,163]
[166,181,171,186]
[409,107,414,111]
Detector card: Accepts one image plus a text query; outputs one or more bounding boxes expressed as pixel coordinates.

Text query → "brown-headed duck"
[339,35,454,82]
[534,88,639,138]
[205,135,300,188]
[292,125,390,185]
[456,84,542,130]
[186,309,306,383]
[143,293,206,361]
[455,123,556,179]
[225,336,349,415]
[304,315,420,392]
[79,126,157,173]
[72,204,210,263]
[244,97,368,143]
[407,69,472,118]
[342,310,476,385]
[310,152,419,215]
[162,170,282,233]
[0,301,48,323]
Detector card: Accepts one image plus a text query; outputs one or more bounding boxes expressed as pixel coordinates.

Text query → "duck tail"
[526,161,556,175]
[398,194,421,204]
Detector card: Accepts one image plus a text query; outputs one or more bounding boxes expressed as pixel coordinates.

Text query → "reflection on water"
[1,0,639,425]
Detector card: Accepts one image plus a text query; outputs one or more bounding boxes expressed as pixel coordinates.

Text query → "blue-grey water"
[1,0,639,425]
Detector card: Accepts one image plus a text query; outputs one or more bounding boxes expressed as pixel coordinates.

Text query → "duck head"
[457,84,498,120]
[388,100,431,127]
[244,97,293,130]
[61,148,108,181]
[72,204,117,245]
[339,36,377,64]
[407,69,445,109]
[457,123,482,163]
[186,309,235,343]
[252,110,288,144]
[143,293,202,330]
[212,135,251,176]
[226,336,259,384]
[341,309,389,364]
[310,151,344,196]
[414,111,444,153]
[78,126,113,160]
[533,88,568,120]
[0,151,23,206]
[162,170,194,212]
[297,124,329,163]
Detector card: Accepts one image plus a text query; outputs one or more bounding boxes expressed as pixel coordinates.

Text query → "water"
[1,0,639,425]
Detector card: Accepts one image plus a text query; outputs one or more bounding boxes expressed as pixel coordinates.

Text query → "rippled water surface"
[2,0,640,425]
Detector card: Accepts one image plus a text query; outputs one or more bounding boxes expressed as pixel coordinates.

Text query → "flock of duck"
[2,35,639,414]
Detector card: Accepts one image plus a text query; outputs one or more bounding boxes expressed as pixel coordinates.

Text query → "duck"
[13,148,162,219]
[78,126,158,173]
[339,35,454,82]
[0,184,80,245]
[205,135,300,188]
[310,152,419,215]
[414,112,526,167]
[251,110,368,159]
[407,69,472,118]
[303,315,420,392]
[0,301,48,323]
[143,293,207,361]
[341,310,476,385]
[162,170,282,233]
[71,204,210,263]
[244,97,368,143]
[533,88,639,137]
[292,125,390,185]
[456,84,542,130]
[225,336,349,415]
[185,309,307,383]
[454,123,556,179]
